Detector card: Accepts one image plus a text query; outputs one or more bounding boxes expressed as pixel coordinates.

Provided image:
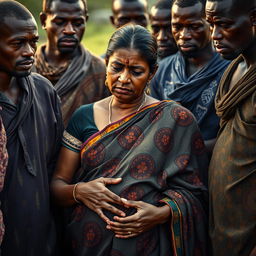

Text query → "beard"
[58,45,78,54]
[0,64,31,78]
[158,48,177,60]
[180,46,201,58]
[10,70,31,77]
[57,37,79,54]
[180,41,213,59]
[219,51,240,60]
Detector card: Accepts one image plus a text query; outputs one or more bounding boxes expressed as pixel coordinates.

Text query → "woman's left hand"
[106,199,170,239]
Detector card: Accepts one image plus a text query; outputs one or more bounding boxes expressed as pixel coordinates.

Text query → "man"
[100,0,148,59]
[35,0,109,126]
[0,1,63,255]
[150,0,178,60]
[205,0,256,255]
[110,0,149,28]
[150,0,230,151]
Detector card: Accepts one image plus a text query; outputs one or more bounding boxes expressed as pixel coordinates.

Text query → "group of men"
[0,0,255,255]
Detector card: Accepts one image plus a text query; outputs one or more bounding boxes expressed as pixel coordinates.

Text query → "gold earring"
[144,82,150,95]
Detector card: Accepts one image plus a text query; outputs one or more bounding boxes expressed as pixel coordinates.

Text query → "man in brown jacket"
[35,0,109,126]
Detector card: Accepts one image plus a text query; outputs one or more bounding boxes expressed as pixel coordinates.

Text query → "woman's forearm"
[51,178,79,206]
[155,205,171,224]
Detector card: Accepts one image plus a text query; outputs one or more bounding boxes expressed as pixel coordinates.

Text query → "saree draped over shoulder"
[209,55,256,256]
[67,101,209,256]
[35,45,110,126]
[0,74,63,256]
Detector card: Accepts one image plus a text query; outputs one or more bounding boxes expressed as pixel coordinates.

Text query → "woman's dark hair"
[105,24,158,74]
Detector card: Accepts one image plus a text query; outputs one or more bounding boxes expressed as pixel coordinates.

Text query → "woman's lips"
[113,87,133,94]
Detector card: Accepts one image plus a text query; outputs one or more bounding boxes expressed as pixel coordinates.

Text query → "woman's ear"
[149,64,158,81]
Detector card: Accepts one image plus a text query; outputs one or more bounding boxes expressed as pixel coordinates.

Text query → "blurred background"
[18,0,155,57]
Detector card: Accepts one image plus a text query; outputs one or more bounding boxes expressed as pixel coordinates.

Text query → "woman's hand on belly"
[106,199,170,238]
[76,177,126,223]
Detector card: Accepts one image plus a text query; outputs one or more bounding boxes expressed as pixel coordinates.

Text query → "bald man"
[150,0,230,153]
[206,0,256,255]
[35,0,109,126]
[110,0,149,28]
[150,0,177,60]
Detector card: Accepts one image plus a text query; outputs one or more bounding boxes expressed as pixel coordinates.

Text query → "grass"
[83,22,115,56]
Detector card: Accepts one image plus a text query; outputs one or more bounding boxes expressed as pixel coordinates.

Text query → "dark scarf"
[5,77,35,176]
[215,55,256,127]
[35,45,92,97]
[34,46,69,84]
[6,77,34,143]
[167,51,229,110]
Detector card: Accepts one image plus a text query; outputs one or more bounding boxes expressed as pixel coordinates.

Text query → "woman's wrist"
[73,182,82,204]
[157,205,171,224]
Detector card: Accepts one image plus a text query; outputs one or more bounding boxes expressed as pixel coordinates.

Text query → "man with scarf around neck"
[150,0,230,153]
[35,0,110,126]
[205,0,256,255]
[0,1,63,255]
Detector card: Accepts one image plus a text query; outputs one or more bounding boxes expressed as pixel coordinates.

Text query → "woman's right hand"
[75,177,125,223]
[51,147,125,223]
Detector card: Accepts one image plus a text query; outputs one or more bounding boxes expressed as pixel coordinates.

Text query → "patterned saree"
[66,101,208,256]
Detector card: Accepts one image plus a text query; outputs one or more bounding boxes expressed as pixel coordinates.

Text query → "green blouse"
[62,104,99,153]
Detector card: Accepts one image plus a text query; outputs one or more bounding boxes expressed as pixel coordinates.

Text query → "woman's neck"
[109,94,146,124]
[111,94,146,110]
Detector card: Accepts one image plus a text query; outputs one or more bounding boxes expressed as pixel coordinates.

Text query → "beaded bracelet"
[73,182,81,204]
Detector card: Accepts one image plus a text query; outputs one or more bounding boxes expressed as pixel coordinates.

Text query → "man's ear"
[250,7,256,26]
[40,12,47,29]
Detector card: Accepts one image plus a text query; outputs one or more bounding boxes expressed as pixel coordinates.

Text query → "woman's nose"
[118,71,131,83]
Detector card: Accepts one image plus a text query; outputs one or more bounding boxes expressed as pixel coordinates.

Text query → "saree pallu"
[67,101,208,256]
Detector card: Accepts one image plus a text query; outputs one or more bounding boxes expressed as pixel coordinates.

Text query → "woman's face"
[106,48,153,103]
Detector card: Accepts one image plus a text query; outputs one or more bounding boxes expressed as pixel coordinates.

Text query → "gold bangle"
[73,182,81,204]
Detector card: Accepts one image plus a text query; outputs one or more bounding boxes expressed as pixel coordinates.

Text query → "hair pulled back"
[106,24,158,74]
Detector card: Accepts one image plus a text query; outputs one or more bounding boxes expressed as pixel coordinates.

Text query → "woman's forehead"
[109,48,146,65]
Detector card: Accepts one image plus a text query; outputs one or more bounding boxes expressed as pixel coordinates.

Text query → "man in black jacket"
[0,1,63,255]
